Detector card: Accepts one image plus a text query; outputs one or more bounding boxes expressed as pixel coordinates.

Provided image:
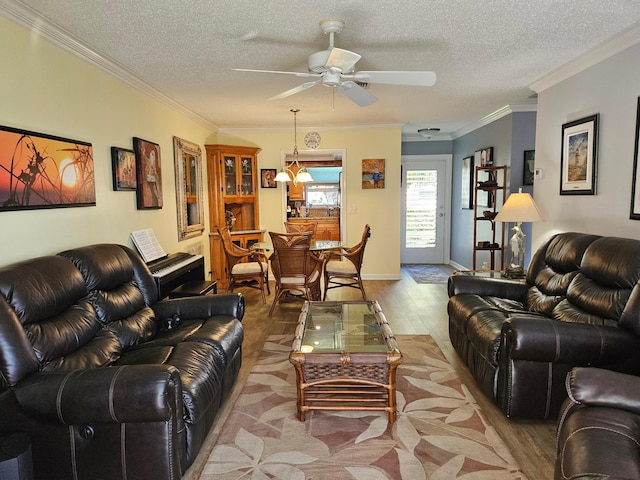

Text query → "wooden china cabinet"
[205,144,263,288]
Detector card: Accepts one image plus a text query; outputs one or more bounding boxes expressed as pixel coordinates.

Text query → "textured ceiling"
[4,0,640,137]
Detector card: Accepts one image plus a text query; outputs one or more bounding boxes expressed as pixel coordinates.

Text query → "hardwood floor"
[186,267,556,480]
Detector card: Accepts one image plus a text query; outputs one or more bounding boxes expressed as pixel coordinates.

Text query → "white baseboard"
[449,260,467,271]
[361,274,402,281]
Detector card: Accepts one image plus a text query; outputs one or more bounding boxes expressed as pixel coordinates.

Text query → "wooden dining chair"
[284,221,317,239]
[268,231,323,316]
[217,226,270,303]
[323,224,371,300]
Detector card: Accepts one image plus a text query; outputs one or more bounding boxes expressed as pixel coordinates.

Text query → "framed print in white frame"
[560,114,599,195]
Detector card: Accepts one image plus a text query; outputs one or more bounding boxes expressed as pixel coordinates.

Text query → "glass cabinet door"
[224,155,237,195]
[241,156,254,195]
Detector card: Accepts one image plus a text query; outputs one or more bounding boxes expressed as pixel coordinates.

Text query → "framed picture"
[133,137,163,209]
[111,146,137,191]
[475,147,493,167]
[523,150,535,186]
[560,114,599,195]
[261,168,277,188]
[0,125,95,211]
[461,155,474,209]
[630,99,640,219]
[362,158,385,189]
[173,136,205,240]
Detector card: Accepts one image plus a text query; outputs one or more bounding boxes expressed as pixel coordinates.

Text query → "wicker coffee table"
[289,300,403,422]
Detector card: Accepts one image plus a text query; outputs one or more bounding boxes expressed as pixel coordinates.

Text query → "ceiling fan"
[233,18,437,107]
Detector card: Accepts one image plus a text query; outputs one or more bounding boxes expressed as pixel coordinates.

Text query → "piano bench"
[168,280,217,298]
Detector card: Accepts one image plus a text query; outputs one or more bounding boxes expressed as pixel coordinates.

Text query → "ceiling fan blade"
[337,81,378,107]
[233,68,320,79]
[325,47,361,73]
[353,71,437,87]
[268,80,321,101]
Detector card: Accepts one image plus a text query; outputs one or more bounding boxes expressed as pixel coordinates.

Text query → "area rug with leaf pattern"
[403,264,452,284]
[200,334,526,480]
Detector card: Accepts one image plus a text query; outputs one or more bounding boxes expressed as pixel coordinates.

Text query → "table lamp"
[493,188,544,278]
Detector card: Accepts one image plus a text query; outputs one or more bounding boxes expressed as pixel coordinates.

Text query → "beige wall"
[532,42,640,248]
[1,15,402,278]
[217,128,403,279]
[0,16,214,266]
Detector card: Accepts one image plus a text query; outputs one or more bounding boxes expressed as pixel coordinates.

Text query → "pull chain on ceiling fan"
[233,18,437,107]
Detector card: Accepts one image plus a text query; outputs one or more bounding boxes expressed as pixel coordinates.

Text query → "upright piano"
[147,252,205,300]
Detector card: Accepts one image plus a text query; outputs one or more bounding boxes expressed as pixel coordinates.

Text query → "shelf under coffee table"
[289,300,403,422]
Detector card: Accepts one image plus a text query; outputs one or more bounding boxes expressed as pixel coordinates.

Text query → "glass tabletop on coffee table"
[290,301,403,422]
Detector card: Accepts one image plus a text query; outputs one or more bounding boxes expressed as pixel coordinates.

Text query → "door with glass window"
[401,157,448,264]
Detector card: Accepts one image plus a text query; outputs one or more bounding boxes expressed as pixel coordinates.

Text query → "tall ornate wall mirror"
[173,136,205,240]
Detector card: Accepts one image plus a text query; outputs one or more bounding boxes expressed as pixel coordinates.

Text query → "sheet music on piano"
[130,228,167,263]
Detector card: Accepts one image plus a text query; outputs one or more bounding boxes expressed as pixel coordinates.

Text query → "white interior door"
[401,156,450,264]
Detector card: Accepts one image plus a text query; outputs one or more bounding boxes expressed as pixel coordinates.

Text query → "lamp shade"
[275,170,291,182]
[493,188,544,223]
[295,170,313,183]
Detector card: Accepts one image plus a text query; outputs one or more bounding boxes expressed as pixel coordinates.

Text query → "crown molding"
[449,102,537,139]
[402,134,453,143]
[530,22,640,93]
[0,0,218,131]
[218,123,405,135]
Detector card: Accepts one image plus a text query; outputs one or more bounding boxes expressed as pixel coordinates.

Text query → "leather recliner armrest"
[153,293,245,324]
[502,317,640,365]
[13,364,183,425]
[566,367,640,415]
[447,274,528,301]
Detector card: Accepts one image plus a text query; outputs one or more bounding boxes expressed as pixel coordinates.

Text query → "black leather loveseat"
[555,366,640,479]
[0,244,245,480]
[448,232,640,419]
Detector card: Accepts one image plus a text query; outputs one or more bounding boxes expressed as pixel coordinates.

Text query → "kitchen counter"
[285,217,340,241]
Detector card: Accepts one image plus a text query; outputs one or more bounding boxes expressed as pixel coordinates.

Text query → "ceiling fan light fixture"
[276,109,314,186]
[417,128,441,139]
[323,71,341,86]
[235,18,436,108]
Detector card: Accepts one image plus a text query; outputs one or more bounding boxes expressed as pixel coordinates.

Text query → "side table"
[453,270,527,282]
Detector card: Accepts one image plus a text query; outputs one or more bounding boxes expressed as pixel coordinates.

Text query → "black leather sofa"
[556,367,640,479]
[448,232,640,419]
[0,244,245,480]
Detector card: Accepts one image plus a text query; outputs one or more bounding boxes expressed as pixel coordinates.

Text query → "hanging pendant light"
[275,108,314,186]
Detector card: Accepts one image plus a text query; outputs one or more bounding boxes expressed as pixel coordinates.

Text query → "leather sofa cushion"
[127,316,243,369]
[580,237,640,288]
[117,341,225,425]
[59,244,135,292]
[60,244,158,351]
[0,255,88,323]
[0,255,113,386]
[525,233,601,315]
[184,316,244,367]
[556,369,640,480]
[553,237,640,328]
[557,406,640,480]
[447,294,500,336]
